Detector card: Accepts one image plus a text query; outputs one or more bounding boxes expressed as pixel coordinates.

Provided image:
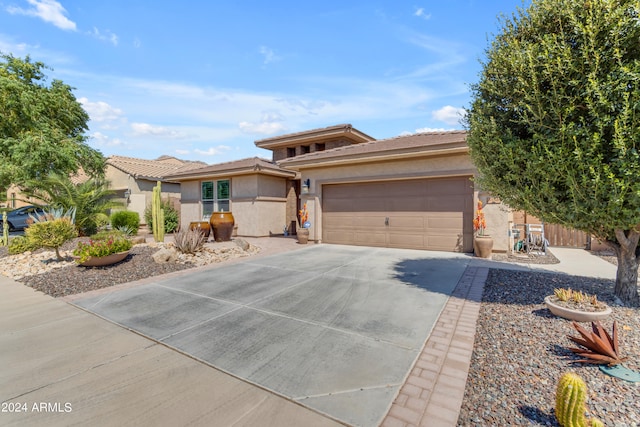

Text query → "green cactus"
[2,211,8,246]
[555,372,604,427]
[152,181,165,242]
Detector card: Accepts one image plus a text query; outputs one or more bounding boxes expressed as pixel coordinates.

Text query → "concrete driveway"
[72,244,471,426]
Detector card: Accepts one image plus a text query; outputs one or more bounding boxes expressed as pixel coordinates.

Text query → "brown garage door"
[322,176,474,252]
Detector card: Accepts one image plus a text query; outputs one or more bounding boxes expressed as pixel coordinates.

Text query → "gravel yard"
[457,268,640,427]
[0,237,258,297]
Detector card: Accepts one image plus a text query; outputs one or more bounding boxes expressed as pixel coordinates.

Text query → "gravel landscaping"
[0,237,258,297]
[457,268,640,427]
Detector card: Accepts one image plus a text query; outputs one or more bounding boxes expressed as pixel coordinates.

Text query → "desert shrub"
[91,229,126,240]
[73,234,133,263]
[145,200,179,233]
[8,236,39,255]
[25,218,78,260]
[110,210,140,233]
[94,212,110,230]
[173,227,206,254]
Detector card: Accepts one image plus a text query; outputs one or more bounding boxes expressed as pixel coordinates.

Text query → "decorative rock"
[234,238,250,251]
[152,247,178,264]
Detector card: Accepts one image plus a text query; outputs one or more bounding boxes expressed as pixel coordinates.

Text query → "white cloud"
[130,122,188,139]
[6,0,76,31]
[194,146,232,156]
[79,97,124,122]
[432,105,465,125]
[259,46,281,65]
[238,111,288,135]
[90,131,123,147]
[414,8,432,20]
[239,121,287,135]
[88,27,118,46]
[415,127,453,133]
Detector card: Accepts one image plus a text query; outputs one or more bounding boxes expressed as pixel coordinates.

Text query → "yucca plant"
[173,227,206,254]
[567,321,627,366]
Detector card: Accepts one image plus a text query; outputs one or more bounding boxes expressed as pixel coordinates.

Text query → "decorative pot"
[544,296,612,322]
[189,221,211,238]
[473,235,494,259]
[78,251,130,267]
[297,228,309,244]
[209,212,235,242]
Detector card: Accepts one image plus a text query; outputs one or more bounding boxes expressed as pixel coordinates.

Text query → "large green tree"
[0,54,105,192]
[466,0,640,306]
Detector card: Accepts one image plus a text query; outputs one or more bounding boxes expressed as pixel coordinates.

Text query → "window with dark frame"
[201,179,230,219]
[287,147,296,158]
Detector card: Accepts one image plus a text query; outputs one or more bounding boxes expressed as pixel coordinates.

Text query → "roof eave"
[255,126,375,149]
[280,145,469,170]
[165,166,296,181]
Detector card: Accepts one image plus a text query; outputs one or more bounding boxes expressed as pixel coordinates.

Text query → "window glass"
[202,201,214,219]
[217,180,230,200]
[217,200,230,212]
[202,181,214,200]
[201,179,231,216]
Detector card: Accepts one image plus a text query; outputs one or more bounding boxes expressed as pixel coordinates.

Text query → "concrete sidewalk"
[468,246,618,280]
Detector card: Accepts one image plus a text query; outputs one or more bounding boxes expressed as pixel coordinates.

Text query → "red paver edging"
[381,266,488,427]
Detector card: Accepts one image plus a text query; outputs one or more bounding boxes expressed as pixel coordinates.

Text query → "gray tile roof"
[107,155,207,180]
[277,130,467,166]
[164,157,296,180]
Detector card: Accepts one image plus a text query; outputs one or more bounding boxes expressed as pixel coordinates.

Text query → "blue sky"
[0,0,526,163]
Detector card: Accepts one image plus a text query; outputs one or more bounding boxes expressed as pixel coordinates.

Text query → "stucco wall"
[177,174,289,237]
[233,199,287,236]
[476,193,512,253]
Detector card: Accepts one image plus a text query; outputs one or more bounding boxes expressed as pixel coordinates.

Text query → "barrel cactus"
[555,372,604,427]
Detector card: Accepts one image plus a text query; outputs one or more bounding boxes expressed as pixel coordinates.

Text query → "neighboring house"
[166,123,512,253]
[105,155,207,224]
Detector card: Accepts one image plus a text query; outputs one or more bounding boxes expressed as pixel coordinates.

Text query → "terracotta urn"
[473,235,494,259]
[297,228,309,244]
[189,221,211,238]
[209,212,235,242]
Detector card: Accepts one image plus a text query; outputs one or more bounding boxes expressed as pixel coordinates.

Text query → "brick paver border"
[381,266,488,427]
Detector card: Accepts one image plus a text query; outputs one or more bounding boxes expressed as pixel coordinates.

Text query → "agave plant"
[567,321,628,366]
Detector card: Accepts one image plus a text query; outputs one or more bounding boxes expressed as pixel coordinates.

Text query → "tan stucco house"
[167,124,512,253]
[105,155,206,224]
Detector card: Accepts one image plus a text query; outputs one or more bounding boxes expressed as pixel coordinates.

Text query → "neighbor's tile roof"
[164,157,296,180]
[107,155,208,180]
[278,130,467,166]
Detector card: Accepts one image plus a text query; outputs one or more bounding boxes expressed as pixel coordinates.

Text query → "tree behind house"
[466,0,640,306]
[0,54,105,193]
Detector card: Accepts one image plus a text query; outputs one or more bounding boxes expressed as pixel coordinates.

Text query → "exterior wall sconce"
[302,178,310,194]
[124,189,131,201]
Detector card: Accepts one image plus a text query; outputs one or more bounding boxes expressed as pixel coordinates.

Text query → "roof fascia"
[281,145,469,170]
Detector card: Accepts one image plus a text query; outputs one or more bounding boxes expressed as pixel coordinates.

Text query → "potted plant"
[473,200,493,258]
[73,232,133,267]
[297,203,311,244]
[545,288,611,322]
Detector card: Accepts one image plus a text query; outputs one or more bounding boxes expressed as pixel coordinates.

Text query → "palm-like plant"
[22,172,123,236]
